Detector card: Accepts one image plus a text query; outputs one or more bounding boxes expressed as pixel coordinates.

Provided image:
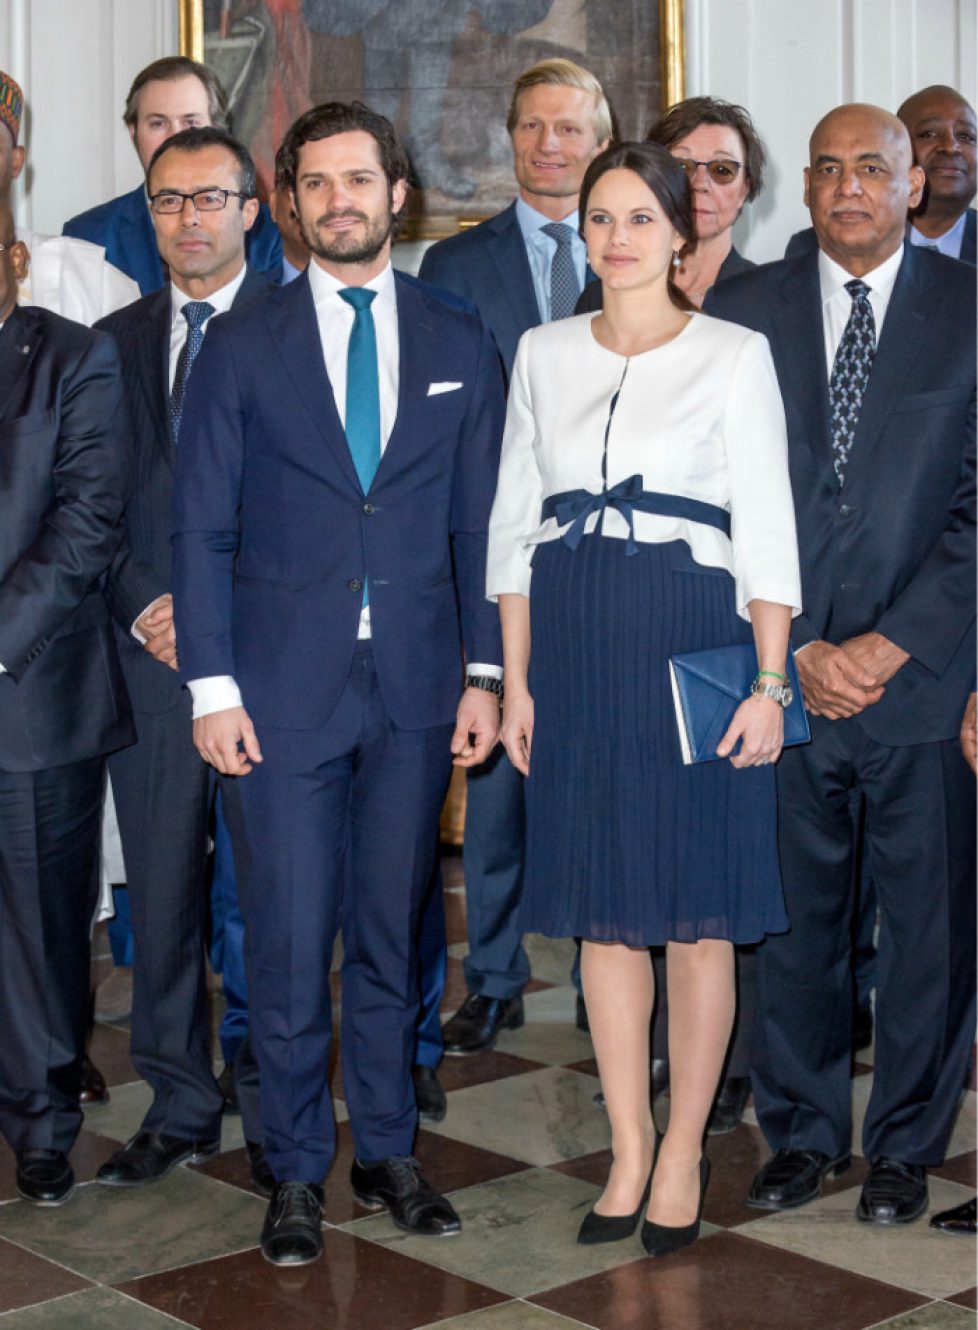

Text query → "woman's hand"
[501,689,534,776]
[716,695,784,769]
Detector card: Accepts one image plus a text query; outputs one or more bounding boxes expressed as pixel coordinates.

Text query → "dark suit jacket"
[786,209,977,265]
[64,184,283,295]
[420,199,572,380]
[0,306,134,771]
[574,244,755,313]
[706,246,976,746]
[98,265,271,713]
[171,269,506,732]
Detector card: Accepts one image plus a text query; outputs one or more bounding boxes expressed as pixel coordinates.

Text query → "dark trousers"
[108,698,223,1140]
[753,715,976,1165]
[234,645,453,1184]
[0,757,104,1154]
[415,862,447,1069]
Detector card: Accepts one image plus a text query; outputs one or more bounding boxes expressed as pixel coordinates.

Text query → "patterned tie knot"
[844,279,870,303]
[339,287,377,312]
[541,222,576,248]
[182,300,214,331]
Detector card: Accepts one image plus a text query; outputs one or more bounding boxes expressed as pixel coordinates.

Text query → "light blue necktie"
[540,221,581,320]
[169,300,214,441]
[338,287,380,606]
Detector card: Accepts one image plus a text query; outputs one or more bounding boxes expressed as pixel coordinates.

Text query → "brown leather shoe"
[79,1055,109,1105]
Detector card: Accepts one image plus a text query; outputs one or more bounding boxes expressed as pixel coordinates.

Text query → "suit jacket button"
[362,502,374,515]
[839,503,852,516]
[349,578,363,592]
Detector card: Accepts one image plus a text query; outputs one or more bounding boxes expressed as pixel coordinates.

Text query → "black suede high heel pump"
[577,1170,653,1245]
[641,1156,710,1257]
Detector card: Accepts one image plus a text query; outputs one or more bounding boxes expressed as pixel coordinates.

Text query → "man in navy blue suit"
[172,101,505,1266]
[418,59,609,1054]
[63,56,281,293]
[708,103,975,1228]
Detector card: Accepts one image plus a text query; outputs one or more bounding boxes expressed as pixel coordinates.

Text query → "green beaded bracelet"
[757,670,789,683]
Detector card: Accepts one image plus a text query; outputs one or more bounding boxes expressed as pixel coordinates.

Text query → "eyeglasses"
[673,158,744,185]
[149,188,249,214]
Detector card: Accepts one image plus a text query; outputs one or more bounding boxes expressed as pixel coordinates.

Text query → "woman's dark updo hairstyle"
[578,141,698,311]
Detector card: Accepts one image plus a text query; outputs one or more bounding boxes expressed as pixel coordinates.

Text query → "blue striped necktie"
[338,286,380,607]
[169,300,214,441]
[540,221,581,320]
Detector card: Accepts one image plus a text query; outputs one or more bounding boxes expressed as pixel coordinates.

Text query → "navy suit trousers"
[234,644,454,1184]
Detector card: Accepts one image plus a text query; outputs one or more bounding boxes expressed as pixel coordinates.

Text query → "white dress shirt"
[17,229,138,324]
[168,264,248,391]
[487,311,802,621]
[515,197,588,322]
[908,211,967,259]
[817,244,903,375]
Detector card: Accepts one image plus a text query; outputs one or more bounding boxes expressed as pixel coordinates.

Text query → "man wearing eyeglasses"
[93,126,273,1196]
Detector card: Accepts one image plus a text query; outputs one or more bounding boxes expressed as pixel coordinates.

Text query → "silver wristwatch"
[750,678,793,709]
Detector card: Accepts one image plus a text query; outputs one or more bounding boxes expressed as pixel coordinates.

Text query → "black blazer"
[0,306,134,771]
[98,265,271,713]
[786,209,977,266]
[574,244,755,313]
[706,246,976,746]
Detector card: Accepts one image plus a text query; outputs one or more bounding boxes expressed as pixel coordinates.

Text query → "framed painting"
[180,0,685,239]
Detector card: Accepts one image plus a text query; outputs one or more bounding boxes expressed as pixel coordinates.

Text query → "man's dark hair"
[276,100,410,197]
[123,56,230,130]
[146,126,257,199]
[647,96,767,203]
[579,142,697,312]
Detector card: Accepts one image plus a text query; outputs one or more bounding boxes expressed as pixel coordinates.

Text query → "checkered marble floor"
[0,854,973,1329]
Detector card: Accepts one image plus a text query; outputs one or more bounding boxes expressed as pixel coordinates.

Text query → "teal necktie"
[338,286,380,607]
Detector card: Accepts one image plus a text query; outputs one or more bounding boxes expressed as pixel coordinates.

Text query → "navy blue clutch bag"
[668,643,810,765]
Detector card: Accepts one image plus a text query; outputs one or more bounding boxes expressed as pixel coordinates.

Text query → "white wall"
[685,0,978,262]
[1,0,176,236]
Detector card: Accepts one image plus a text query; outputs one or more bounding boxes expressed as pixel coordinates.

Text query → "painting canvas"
[199,0,663,237]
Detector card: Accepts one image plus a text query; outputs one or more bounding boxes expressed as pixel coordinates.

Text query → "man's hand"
[193,706,263,776]
[500,689,534,776]
[796,639,885,719]
[839,631,910,689]
[961,691,977,775]
[135,593,179,671]
[451,687,500,767]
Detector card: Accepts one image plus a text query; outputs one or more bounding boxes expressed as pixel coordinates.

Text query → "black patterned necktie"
[169,300,215,441]
[828,279,876,487]
[540,221,581,320]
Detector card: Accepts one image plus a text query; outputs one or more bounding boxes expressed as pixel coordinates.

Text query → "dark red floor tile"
[0,1130,121,1202]
[550,1147,612,1190]
[443,885,468,946]
[88,1021,137,1088]
[436,1050,546,1092]
[948,1287,977,1310]
[565,1058,599,1077]
[933,1149,977,1188]
[441,852,465,892]
[118,1227,506,1330]
[0,1234,91,1313]
[531,1231,926,1330]
[524,978,556,994]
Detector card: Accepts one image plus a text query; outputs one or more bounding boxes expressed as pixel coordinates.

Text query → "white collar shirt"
[817,243,904,376]
[908,211,967,259]
[168,264,247,390]
[515,196,587,322]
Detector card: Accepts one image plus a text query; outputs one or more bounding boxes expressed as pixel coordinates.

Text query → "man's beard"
[299,206,395,265]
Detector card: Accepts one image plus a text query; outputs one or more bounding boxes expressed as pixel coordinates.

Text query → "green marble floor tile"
[871,1302,978,1329]
[0,1286,194,1327]
[0,1169,265,1285]
[417,1301,595,1329]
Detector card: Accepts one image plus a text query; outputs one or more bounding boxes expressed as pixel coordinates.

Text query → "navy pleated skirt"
[521,534,788,947]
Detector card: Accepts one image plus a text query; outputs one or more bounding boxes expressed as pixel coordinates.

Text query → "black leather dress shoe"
[246,1140,274,1198]
[852,1003,873,1053]
[96,1130,220,1186]
[747,1148,852,1210]
[857,1158,928,1225]
[260,1181,323,1265]
[929,1196,977,1235]
[79,1055,110,1105]
[441,994,523,1055]
[707,1076,751,1136]
[217,1063,240,1114]
[413,1065,447,1122]
[16,1150,75,1206]
[352,1156,461,1235]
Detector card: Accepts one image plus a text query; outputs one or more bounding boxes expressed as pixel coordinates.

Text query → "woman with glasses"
[488,143,800,1257]
[579,97,765,312]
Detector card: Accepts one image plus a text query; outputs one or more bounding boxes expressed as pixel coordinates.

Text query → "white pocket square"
[427,381,463,396]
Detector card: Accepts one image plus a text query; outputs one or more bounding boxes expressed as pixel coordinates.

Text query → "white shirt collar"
[307,257,397,311]
[817,243,904,306]
[907,211,968,258]
[170,263,247,324]
[515,195,579,238]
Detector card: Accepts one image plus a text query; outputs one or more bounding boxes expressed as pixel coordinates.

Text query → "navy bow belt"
[540,475,731,556]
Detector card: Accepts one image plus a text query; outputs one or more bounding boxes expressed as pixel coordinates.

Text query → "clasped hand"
[796,633,908,720]
[134,593,178,671]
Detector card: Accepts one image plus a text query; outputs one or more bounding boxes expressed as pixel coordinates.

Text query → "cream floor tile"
[81,1080,153,1145]
[0,1287,195,1328]
[494,989,593,1067]
[523,935,580,988]
[421,1066,607,1165]
[344,1166,699,1298]
[417,1300,596,1329]
[870,1303,978,1330]
[738,1176,977,1302]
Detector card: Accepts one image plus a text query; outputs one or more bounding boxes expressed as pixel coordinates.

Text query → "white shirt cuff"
[467,663,503,681]
[187,675,243,719]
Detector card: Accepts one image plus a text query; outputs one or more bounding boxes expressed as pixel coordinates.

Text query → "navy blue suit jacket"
[706,246,976,746]
[785,208,977,266]
[98,265,271,713]
[64,184,283,295]
[418,201,542,380]
[0,306,134,771]
[171,269,505,732]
